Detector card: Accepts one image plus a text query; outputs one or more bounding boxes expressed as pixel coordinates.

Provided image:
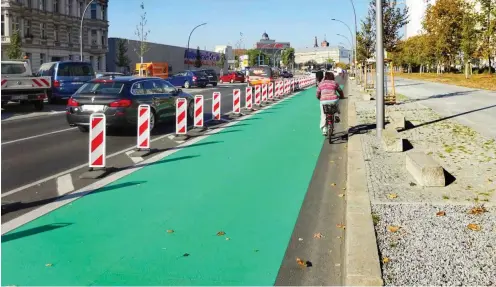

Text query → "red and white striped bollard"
[268,82,273,100]
[176,98,187,135]
[255,85,261,106]
[245,86,253,110]
[194,95,203,127]
[212,92,221,120]
[89,113,106,168]
[233,89,241,115]
[137,104,150,150]
[262,84,267,102]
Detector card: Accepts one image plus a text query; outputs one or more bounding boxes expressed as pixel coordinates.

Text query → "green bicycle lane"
[2,87,330,286]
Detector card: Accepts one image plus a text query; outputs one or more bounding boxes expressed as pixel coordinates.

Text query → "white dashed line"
[56,174,75,196]
[2,127,77,145]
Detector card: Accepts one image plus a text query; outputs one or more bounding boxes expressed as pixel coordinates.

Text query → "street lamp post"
[187,22,207,69]
[376,0,385,138]
[348,0,358,77]
[80,0,96,62]
[336,34,353,67]
[331,19,355,72]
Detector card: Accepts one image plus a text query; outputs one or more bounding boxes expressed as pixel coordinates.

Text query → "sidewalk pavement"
[1,86,346,286]
[348,79,496,286]
[393,77,496,139]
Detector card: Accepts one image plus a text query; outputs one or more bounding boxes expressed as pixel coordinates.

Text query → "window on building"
[53,0,59,13]
[101,30,106,46]
[97,56,101,70]
[68,54,72,60]
[79,1,84,17]
[89,56,94,68]
[40,53,46,65]
[90,3,96,19]
[12,16,20,34]
[27,0,33,8]
[101,5,106,21]
[91,29,97,45]
[67,27,72,43]
[65,0,73,16]
[54,25,59,41]
[39,0,45,11]
[24,20,31,36]
[1,15,4,37]
[40,23,46,39]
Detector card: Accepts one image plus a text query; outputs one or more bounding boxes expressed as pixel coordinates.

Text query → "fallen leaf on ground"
[335,263,341,267]
[436,211,446,216]
[338,194,345,197]
[166,229,175,233]
[382,257,390,263]
[45,263,53,267]
[225,237,230,241]
[313,233,324,239]
[183,253,190,257]
[469,206,487,215]
[336,224,346,229]
[331,183,336,186]
[296,257,307,267]
[387,193,398,199]
[342,187,346,190]
[467,223,481,231]
[387,226,400,233]
[298,237,303,241]
[216,231,226,236]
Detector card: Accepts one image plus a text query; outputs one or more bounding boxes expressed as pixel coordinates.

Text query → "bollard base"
[130,148,155,158]
[192,126,208,132]
[174,134,189,141]
[230,113,243,118]
[80,167,112,179]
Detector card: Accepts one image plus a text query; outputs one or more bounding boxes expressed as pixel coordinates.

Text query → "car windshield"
[249,67,271,77]
[2,63,27,74]
[194,71,207,77]
[57,63,94,77]
[77,81,125,95]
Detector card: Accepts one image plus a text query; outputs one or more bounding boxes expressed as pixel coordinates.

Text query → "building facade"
[255,32,290,54]
[1,0,109,72]
[295,46,351,65]
[106,38,226,75]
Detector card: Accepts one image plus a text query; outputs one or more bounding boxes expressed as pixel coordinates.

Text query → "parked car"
[166,70,209,88]
[281,71,293,78]
[37,61,95,104]
[1,59,51,110]
[219,71,245,83]
[96,72,124,78]
[66,76,194,132]
[199,69,218,87]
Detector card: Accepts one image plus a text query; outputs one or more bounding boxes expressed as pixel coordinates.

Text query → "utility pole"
[376,0,385,138]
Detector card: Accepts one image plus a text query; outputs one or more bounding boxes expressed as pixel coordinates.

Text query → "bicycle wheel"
[327,115,334,143]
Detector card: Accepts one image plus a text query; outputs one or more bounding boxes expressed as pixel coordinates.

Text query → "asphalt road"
[1,83,247,192]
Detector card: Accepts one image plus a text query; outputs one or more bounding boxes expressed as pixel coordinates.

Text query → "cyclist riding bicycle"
[316,72,344,136]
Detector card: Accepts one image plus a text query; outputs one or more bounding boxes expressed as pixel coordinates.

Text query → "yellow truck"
[135,62,169,79]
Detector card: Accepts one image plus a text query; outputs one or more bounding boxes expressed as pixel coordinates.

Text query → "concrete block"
[389,112,405,129]
[381,128,404,152]
[406,151,446,187]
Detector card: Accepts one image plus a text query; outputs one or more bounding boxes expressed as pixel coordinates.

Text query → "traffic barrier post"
[212,92,221,120]
[80,113,108,179]
[245,86,254,111]
[232,89,241,116]
[255,85,261,106]
[194,95,204,128]
[176,98,188,136]
[268,82,274,100]
[261,84,268,103]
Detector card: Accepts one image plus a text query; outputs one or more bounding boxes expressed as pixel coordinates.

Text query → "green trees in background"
[6,30,22,59]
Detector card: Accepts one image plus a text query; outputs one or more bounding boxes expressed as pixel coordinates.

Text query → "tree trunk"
[464,60,469,79]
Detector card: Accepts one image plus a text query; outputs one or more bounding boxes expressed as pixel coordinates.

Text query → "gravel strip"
[373,203,496,286]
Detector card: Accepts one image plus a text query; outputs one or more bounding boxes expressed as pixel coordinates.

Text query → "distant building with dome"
[255,31,291,54]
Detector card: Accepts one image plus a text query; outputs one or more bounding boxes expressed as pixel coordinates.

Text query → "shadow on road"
[1,181,145,215]
[2,223,73,243]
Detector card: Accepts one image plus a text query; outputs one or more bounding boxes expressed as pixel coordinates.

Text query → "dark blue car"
[166,70,209,89]
[38,61,95,103]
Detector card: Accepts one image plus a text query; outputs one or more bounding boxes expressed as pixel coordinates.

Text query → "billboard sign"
[184,49,221,66]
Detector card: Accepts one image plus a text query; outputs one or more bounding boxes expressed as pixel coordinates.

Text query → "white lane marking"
[167,135,175,140]
[56,174,75,196]
[1,87,304,234]
[125,150,144,164]
[1,111,66,122]
[176,140,185,144]
[2,127,77,145]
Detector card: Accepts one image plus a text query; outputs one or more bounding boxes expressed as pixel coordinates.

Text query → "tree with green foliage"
[282,47,295,67]
[234,55,240,69]
[367,0,409,52]
[477,0,495,74]
[6,30,22,59]
[194,47,202,68]
[115,39,131,72]
[246,49,270,66]
[217,52,226,68]
[461,2,479,78]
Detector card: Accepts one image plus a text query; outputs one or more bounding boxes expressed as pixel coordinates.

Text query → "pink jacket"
[317,80,340,101]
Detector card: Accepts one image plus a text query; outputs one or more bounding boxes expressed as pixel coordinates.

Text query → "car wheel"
[184,81,191,89]
[212,82,217,87]
[1,101,7,108]
[78,126,89,133]
[230,79,234,83]
[33,100,44,111]
[149,109,156,131]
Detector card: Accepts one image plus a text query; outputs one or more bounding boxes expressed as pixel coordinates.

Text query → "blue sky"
[109,0,372,51]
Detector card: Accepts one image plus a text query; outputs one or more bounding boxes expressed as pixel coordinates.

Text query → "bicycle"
[322,103,339,143]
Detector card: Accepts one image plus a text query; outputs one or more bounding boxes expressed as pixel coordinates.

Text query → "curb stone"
[344,81,384,286]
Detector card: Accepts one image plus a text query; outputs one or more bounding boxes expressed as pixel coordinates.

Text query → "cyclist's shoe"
[322,127,328,136]
[335,115,341,123]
